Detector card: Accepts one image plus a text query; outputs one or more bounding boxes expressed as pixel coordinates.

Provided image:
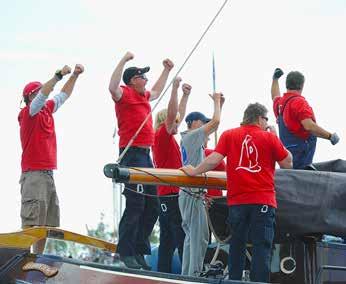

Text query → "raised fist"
[173,77,182,89]
[123,51,134,62]
[163,59,174,71]
[273,68,284,80]
[182,83,192,96]
[61,65,72,76]
[73,64,84,75]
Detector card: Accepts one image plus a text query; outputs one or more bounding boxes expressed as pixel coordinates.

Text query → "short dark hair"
[286,71,305,91]
[241,103,268,125]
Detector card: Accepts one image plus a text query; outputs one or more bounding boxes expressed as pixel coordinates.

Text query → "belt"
[24,170,54,176]
[120,146,150,154]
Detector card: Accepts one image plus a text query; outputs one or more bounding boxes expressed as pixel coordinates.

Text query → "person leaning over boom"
[18,64,84,254]
[152,77,191,273]
[181,102,292,283]
[271,68,339,169]
[108,51,174,270]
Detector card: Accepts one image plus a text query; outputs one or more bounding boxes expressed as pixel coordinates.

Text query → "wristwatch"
[54,70,63,81]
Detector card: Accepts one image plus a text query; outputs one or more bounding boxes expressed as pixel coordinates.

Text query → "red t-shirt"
[205,148,225,197]
[18,100,57,172]
[215,125,288,208]
[273,92,316,140]
[152,124,182,195]
[115,86,154,148]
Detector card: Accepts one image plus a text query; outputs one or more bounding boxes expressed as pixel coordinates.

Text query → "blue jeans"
[227,204,275,282]
[157,195,185,273]
[117,147,159,257]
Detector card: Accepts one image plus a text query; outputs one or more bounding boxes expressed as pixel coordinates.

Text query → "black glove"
[273,68,284,80]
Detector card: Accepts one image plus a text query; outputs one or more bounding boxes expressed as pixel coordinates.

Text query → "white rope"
[116,0,229,163]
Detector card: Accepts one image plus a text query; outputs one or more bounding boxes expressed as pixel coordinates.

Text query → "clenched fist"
[182,83,192,96]
[123,52,134,62]
[60,65,72,76]
[163,59,174,71]
[73,64,84,75]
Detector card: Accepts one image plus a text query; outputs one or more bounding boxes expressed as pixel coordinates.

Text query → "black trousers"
[157,195,185,272]
[117,147,159,257]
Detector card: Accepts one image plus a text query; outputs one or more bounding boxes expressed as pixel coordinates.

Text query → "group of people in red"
[18,51,339,283]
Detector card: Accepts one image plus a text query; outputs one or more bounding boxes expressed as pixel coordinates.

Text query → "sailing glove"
[330,133,340,145]
[273,68,284,80]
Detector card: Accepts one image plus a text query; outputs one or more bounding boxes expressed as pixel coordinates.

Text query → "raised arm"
[271,68,284,101]
[203,93,224,136]
[109,52,134,102]
[29,65,71,116]
[166,77,181,133]
[41,65,71,97]
[51,64,84,113]
[60,64,84,97]
[150,59,174,101]
[178,83,191,126]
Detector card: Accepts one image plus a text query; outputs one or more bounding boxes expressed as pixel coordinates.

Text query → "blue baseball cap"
[185,111,211,125]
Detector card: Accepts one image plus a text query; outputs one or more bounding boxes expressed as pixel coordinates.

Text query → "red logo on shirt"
[236,135,261,173]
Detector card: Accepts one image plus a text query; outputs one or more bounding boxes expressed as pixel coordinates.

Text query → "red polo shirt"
[152,124,182,195]
[18,100,57,172]
[215,125,288,208]
[273,92,316,140]
[115,86,154,148]
[205,148,225,197]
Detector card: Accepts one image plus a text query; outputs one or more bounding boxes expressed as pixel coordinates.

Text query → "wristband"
[54,70,63,81]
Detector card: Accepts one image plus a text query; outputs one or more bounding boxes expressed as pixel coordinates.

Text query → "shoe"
[120,255,142,269]
[135,254,152,270]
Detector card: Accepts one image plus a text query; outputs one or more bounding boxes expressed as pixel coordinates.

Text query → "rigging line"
[116,0,229,164]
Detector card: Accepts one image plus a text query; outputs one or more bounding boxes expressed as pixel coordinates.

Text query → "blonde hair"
[154,109,168,130]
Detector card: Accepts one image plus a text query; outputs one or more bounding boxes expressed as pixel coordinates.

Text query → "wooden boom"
[103,163,227,189]
[0,227,116,252]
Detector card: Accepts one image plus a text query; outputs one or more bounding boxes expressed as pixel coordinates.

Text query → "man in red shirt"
[182,103,292,282]
[152,77,191,273]
[109,52,174,269]
[18,64,84,253]
[271,68,339,169]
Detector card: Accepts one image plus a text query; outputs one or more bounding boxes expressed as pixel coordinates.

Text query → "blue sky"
[1,0,345,235]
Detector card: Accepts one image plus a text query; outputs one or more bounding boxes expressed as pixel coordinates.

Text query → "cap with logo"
[123,66,150,85]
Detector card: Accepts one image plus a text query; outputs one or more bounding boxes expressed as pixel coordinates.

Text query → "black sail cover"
[208,159,346,242]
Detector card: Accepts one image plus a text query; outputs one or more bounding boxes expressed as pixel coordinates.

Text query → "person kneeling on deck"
[18,64,84,254]
[271,68,339,169]
[182,103,293,283]
[108,52,174,270]
[152,77,191,273]
[179,92,224,277]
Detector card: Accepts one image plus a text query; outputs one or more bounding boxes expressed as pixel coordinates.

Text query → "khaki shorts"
[19,171,60,228]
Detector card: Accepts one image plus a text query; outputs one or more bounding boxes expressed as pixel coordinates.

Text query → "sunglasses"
[133,74,147,80]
